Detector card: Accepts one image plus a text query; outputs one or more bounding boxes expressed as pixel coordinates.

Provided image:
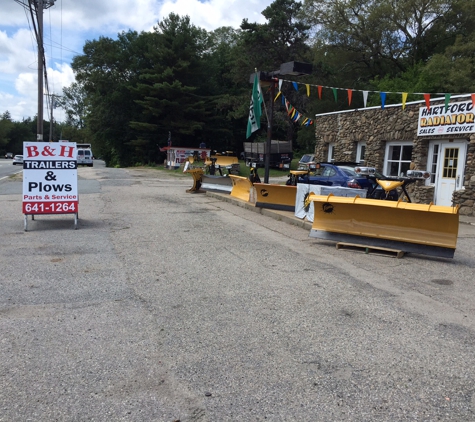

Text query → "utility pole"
[37,0,44,140]
[15,0,56,141]
[47,93,59,142]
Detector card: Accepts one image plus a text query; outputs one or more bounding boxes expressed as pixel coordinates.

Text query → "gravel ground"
[1,163,475,422]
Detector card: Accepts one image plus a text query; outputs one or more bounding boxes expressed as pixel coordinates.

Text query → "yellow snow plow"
[211,155,239,167]
[308,194,460,258]
[201,174,233,193]
[229,175,254,202]
[253,183,297,212]
[185,168,205,193]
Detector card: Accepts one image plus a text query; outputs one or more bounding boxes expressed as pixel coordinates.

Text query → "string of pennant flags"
[273,77,475,114]
[273,79,314,126]
[247,72,475,137]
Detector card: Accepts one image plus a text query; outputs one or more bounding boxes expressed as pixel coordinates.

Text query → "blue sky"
[1,0,270,122]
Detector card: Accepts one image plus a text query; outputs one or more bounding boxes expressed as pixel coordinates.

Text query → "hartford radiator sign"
[417,100,475,136]
[22,142,78,214]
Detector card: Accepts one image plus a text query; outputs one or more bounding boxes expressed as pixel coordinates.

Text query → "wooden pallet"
[336,242,405,259]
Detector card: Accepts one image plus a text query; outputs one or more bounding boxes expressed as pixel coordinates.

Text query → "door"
[435,142,466,206]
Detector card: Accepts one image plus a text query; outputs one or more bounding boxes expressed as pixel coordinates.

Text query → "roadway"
[0,157,23,181]
[1,164,475,421]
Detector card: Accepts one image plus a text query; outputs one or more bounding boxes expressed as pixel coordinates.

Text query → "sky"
[0,0,272,122]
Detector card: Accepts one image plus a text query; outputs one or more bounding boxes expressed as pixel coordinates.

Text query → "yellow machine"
[253,183,297,212]
[229,175,254,202]
[210,155,239,167]
[185,168,205,193]
[287,170,312,186]
[308,193,460,258]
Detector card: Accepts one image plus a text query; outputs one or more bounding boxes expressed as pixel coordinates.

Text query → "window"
[322,166,336,177]
[328,143,335,162]
[443,148,459,179]
[384,143,413,176]
[427,142,440,184]
[356,142,366,164]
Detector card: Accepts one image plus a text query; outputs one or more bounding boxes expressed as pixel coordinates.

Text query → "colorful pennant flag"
[363,91,368,108]
[445,94,451,111]
[380,92,387,109]
[424,94,431,110]
[402,92,408,110]
[283,96,313,127]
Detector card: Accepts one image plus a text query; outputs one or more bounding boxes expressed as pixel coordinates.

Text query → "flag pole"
[257,69,269,122]
[264,78,275,184]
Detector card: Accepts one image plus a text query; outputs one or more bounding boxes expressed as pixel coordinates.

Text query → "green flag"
[246,73,263,138]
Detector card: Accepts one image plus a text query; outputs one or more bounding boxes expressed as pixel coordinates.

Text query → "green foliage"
[4,0,475,165]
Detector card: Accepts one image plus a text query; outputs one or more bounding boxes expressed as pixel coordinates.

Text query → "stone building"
[312,94,475,216]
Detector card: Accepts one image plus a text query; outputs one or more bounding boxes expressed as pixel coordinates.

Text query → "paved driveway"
[1,165,475,421]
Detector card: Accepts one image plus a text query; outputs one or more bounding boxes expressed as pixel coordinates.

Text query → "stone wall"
[313,100,475,215]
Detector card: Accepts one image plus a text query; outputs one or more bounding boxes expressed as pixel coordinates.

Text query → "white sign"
[417,100,475,136]
[22,142,78,215]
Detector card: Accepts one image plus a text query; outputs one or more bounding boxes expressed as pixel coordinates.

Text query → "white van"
[77,148,93,167]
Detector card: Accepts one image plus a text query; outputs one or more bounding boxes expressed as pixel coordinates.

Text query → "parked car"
[5,152,13,159]
[12,155,23,165]
[297,154,316,170]
[288,162,398,200]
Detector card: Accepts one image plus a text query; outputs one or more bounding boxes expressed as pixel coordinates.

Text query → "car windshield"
[300,155,313,163]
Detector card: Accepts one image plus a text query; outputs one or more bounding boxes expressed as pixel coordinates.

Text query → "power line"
[15,0,56,140]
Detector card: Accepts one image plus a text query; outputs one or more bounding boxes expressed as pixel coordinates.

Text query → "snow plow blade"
[253,183,297,212]
[185,168,204,193]
[229,175,253,202]
[201,175,233,193]
[309,194,460,258]
[211,156,239,167]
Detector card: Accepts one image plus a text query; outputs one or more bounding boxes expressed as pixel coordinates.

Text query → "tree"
[0,111,13,151]
[58,82,88,129]
[72,31,151,166]
[301,0,455,79]
[131,14,215,152]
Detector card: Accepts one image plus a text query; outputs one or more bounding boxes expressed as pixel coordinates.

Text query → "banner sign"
[22,142,78,214]
[417,100,475,136]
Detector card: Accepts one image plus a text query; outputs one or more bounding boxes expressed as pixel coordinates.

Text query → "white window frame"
[356,142,366,164]
[427,141,442,186]
[383,142,413,177]
[327,142,335,162]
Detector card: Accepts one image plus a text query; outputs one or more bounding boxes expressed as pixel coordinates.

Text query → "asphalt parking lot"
[1,164,475,421]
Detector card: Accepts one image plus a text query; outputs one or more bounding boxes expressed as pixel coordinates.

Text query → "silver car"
[12,155,23,165]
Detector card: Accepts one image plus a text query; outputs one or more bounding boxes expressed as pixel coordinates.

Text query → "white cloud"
[1,0,273,121]
[158,0,267,31]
